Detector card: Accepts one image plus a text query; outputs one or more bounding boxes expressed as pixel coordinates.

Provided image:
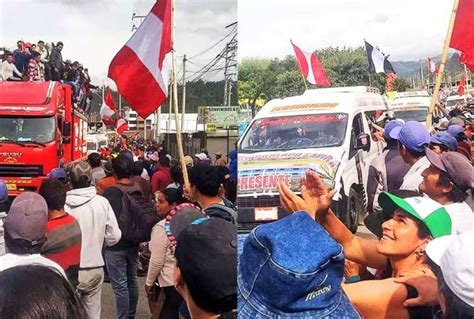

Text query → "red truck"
[0,81,88,196]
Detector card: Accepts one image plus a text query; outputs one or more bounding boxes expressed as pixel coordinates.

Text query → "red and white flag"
[108,0,172,119]
[115,117,128,134]
[291,40,331,87]
[450,0,474,72]
[428,57,436,73]
[100,89,117,126]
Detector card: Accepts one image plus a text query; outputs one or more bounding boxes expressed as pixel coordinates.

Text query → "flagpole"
[171,0,190,188]
[426,0,460,128]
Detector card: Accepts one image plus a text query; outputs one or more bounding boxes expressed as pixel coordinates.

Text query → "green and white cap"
[378,192,452,238]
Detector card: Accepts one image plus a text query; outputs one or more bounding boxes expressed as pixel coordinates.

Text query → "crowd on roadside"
[0,134,238,319]
[238,104,474,318]
[0,40,97,113]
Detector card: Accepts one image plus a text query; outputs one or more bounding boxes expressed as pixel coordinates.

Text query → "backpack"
[204,203,238,225]
[114,184,160,244]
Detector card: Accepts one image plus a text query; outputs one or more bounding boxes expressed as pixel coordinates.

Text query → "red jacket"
[151,167,172,193]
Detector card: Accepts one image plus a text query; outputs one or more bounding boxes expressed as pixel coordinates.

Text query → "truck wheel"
[348,188,363,234]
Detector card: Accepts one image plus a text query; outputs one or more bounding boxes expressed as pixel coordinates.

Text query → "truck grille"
[0,165,43,177]
[237,195,281,208]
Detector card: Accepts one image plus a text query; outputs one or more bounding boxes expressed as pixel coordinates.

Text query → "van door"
[348,113,366,187]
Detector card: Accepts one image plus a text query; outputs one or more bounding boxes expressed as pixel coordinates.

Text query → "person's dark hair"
[430,142,449,153]
[6,53,13,58]
[0,265,86,319]
[38,40,44,45]
[158,156,170,167]
[189,166,220,197]
[112,154,133,179]
[161,187,185,206]
[39,179,66,211]
[386,137,398,147]
[31,51,40,58]
[56,41,63,47]
[436,170,468,203]
[169,165,184,186]
[132,161,144,176]
[87,152,102,168]
[4,231,44,255]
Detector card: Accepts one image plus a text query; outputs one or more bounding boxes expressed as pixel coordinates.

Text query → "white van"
[389,91,431,124]
[237,86,389,233]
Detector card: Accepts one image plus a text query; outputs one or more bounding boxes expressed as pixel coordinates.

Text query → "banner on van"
[238,149,342,195]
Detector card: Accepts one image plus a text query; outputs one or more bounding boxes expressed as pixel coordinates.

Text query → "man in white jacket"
[65,162,121,319]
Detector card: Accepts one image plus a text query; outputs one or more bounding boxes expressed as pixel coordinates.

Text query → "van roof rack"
[303,86,381,96]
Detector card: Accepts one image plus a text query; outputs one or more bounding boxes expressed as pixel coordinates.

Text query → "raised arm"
[278,170,388,269]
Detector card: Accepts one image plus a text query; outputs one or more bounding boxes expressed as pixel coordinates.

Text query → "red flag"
[428,57,436,73]
[105,89,117,110]
[115,117,128,134]
[458,73,466,96]
[450,0,474,72]
[108,0,172,119]
[291,40,331,87]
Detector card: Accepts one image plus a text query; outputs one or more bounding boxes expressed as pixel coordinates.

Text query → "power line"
[187,24,237,60]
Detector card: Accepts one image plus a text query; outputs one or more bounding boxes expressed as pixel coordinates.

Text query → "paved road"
[101,276,150,319]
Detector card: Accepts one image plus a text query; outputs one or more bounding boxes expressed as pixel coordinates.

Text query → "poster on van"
[238,149,343,196]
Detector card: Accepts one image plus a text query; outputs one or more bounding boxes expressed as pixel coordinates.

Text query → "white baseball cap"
[426,231,474,307]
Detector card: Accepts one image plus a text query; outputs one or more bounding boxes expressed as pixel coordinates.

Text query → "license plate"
[255,207,278,221]
[6,183,16,191]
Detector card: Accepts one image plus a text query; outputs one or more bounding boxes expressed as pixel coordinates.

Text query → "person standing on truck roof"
[0,53,23,81]
[27,51,44,82]
[49,41,63,82]
[367,120,411,215]
[389,121,431,191]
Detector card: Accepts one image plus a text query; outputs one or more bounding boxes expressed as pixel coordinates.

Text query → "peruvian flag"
[458,73,466,96]
[428,57,436,73]
[450,0,474,72]
[100,89,117,126]
[291,40,331,87]
[108,0,172,119]
[115,117,128,134]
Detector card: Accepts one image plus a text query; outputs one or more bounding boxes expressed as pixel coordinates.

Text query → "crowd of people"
[0,134,238,319]
[0,40,97,112]
[238,105,473,318]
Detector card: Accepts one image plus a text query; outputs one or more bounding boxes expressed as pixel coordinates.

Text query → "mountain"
[391,52,465,79]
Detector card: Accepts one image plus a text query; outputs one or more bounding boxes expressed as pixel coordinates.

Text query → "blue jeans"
[105,247,139,319]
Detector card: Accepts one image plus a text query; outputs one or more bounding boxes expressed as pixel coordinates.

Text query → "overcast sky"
[0,0,236,86]
[239,0,454,62]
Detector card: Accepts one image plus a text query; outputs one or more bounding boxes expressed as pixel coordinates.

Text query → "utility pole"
[420,59,424,88]
[181,54,186,133]
[118,94,122,117]
[223,22,237,106]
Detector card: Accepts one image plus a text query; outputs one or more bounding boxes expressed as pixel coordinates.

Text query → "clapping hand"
[277,170,336,219]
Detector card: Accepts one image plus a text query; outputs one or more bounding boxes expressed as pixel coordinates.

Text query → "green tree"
[392,77,411,92]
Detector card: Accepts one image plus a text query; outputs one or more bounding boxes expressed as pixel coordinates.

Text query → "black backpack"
[114,184,160,244]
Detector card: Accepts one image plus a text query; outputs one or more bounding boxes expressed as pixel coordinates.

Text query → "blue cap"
[238,212,359,317]
[430,132,458,151]
[384,120,404,140]
[447,125,465,138]
[48,168,67,180]
[389,121,430,153]
[0,180,8,204]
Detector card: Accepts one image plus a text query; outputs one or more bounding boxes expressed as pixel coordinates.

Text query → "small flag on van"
[291,40,331,87]
[364,40,396,75]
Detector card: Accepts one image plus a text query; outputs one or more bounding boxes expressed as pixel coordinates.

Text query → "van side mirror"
[63,122,71,137]
[355,133,370,152]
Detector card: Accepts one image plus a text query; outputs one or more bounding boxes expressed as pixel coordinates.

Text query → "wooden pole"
[426,0,460,128]
[171,0,190,188]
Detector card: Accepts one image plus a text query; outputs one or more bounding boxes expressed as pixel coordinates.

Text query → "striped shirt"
[41,214,82,286]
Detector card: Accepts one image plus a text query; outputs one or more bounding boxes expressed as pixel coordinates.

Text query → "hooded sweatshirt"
[65,186,121,268]
[229,150,237,182]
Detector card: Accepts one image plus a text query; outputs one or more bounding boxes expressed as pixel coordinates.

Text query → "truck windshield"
[0,116,55,144]
[240,113,348,152]
[393,109,428,122]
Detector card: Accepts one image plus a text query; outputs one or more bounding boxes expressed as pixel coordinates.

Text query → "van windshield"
[393,108,428,122]
[240,113,348,152]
